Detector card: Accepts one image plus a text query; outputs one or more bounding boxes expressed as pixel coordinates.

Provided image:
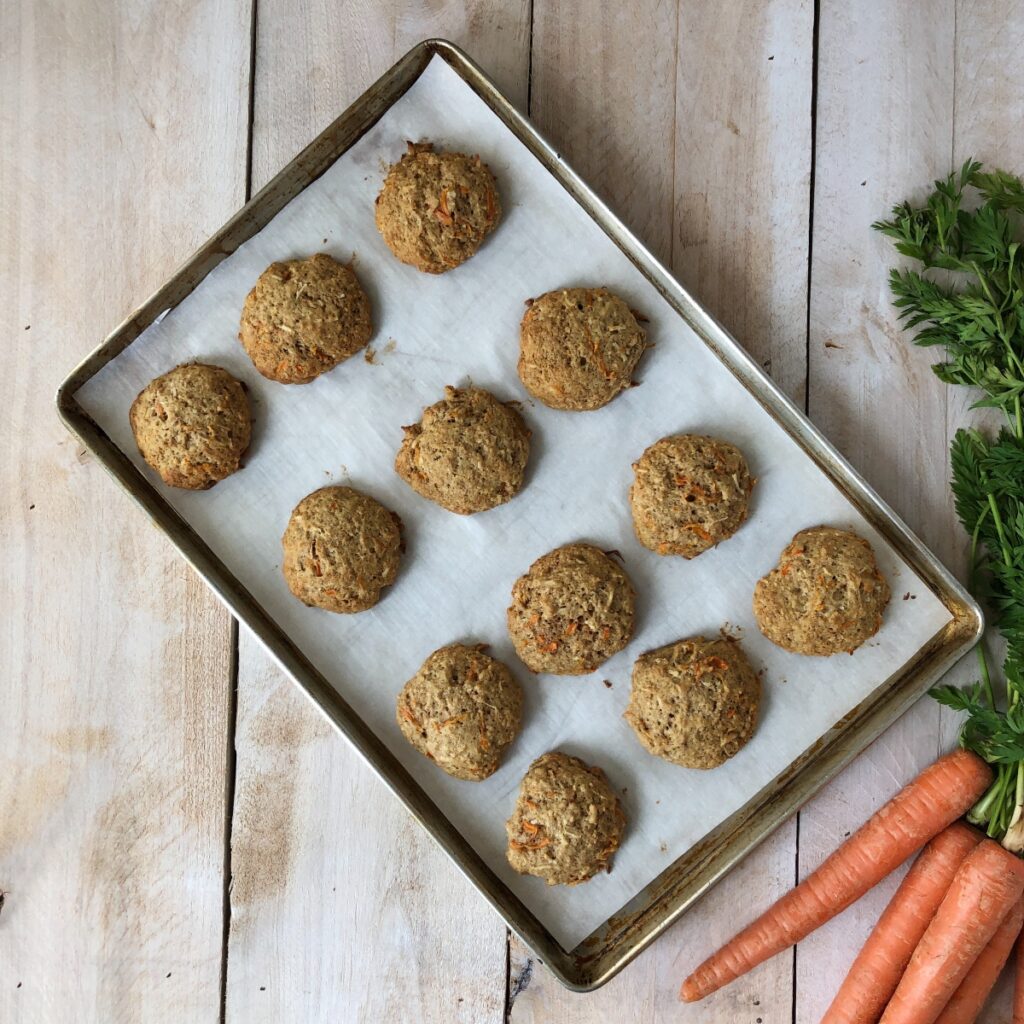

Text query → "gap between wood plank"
[794,2,821,1020]
[219,618,240,1024]
[220,2,259,1020]
[507,5,536,1017]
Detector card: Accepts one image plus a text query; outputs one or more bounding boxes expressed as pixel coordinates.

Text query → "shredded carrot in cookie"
[510,837,551,851]
[398,705,421,728]
[695,656,730,677]
[434,189,453,225]
[682,523,714,543]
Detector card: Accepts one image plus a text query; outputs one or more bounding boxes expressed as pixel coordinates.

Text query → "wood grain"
[798,4,1024,1022]
[7,1,1024,1020]
[796,0,982,1020]
[509,1,812,1020]
[224,4,529,1022]
[0,0,250,1020]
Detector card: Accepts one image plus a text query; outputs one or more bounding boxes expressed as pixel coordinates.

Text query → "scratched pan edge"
[54,39,983,993]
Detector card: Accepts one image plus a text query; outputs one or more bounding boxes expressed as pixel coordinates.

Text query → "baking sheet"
[76,55,952,949]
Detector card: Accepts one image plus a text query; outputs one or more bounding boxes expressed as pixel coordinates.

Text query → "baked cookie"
[625,635,761,769]
[239,253,372,384]
[630,434,753,558]
[374,142,501,273]
[507,543,636,675]
[129,362,251,490]
[396,643,523,780]
[281,486,402,613]
[517,287,647,411]
[753,526,891,656]
[395,386,530,515]
[506,751,625,886]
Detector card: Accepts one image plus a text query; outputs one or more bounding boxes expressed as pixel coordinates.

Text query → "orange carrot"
[821,822,982,1024]
[1015,935,1024,1024]
[933,894,1024,1024]
[680,750,993,1002]
[879,840,1024,1024]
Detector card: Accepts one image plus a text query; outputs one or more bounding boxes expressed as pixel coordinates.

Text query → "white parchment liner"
[77,56,952,948]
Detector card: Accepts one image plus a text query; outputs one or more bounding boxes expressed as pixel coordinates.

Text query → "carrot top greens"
[875,160,1024,847]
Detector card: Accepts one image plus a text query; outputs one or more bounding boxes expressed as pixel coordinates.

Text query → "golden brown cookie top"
[506,543,636,675]
[630,434,753,558]
[625,635,761,769]
[281,485,402,613]
[517,287,647,411]
[239,253,372,384]
[506,751,625,886]
[395,386,531,515]
[129,362,251,490]
[753,526,891,656]
[396,643,523,780]
[374,142,501,273]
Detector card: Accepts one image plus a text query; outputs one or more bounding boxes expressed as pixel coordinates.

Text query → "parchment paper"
[76,56,953,949]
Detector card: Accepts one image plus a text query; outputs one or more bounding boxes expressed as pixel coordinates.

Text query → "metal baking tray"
[57,38,982,991]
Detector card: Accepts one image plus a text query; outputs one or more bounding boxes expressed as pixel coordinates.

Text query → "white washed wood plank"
[0,0,250,1020]
[941,3,1024,1019]
[796,1,961,1020]
[224,4,529,1022]
[509,1,812,1019]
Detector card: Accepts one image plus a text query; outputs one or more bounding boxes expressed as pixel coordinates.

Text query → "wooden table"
[3,1,1022,1019]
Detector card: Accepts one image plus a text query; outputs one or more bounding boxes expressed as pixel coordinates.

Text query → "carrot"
[680,749,992,1002]
[1016,935,1024,1024]
[879,840,1024,1024]
[821,822,982,1024]
[933,894,1024,1024]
